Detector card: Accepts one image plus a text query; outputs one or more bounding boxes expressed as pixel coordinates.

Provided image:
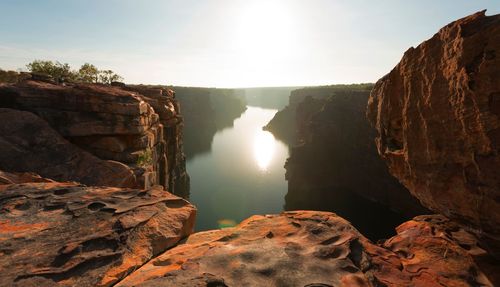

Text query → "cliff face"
[367,11,500,240]
[0,79,189,194]
[264,85,373,144]
[265,85,427,232]
[174,87,246,159]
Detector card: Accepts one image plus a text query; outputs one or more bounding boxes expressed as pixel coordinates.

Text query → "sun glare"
[233,0,298,78]
[253,129,277,172]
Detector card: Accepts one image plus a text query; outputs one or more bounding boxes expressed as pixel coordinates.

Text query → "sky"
[0,0,499,88]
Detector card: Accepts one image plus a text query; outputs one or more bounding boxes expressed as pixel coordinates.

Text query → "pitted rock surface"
[367,11,500,238]
[0,181,196,287]
[116,211,493,287]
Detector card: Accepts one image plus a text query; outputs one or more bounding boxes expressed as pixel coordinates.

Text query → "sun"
[233,0,298,69]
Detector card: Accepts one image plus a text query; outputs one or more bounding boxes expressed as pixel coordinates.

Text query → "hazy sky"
[1,1,499,87]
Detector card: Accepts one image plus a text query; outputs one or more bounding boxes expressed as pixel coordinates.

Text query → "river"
[186,106,289,231]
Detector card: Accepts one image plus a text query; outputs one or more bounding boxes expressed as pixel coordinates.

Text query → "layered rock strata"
[0,180,196,287]
[0,79,189,193]
[367,11,500,241]
[115,211,497,287]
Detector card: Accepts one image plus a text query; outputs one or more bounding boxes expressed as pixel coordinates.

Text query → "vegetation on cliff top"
[0,61,123,84]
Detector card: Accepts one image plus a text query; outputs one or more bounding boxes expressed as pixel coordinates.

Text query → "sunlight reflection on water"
[253,129,277,172]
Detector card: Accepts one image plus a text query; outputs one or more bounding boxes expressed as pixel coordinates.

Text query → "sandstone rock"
[115,211,494,287]
[0,181,196,287]
[0,108,137,187]
[0,81,190,193]
[367,11,500,239]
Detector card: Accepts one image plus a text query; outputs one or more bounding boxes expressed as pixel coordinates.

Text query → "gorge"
[0,10,499,287]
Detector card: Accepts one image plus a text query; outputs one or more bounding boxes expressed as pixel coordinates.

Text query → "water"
[187,106,289,231]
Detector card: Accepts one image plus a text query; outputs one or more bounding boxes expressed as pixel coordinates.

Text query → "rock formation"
[115,211,497,287]
[0,108,137,187]
[367,11,500,242]
[0,79,189,194]
[264,84,373,144]
[265,85,427,235]
[0,179,196,287]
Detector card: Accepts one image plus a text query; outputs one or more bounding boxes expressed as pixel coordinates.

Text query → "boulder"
[367,11,500,239]
[0,108,136,187]
[0,181,196,287]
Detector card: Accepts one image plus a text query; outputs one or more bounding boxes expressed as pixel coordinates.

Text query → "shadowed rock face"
[115,211,496,287]
[0,108,137,187]
[0,181,196,287]
[0,80,189,194]
[173,86,246,159]
[284,92,428,221]
[264,85,427,234]
[367,11,500,240]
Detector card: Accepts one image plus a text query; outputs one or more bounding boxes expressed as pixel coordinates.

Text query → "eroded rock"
[367,11,500,239]
[0,108,137,187]
[116,211,495,287]
[0,80,189,193]
[0,181,196,287]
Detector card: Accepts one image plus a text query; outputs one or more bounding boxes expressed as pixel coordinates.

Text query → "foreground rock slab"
[0,181,196,287]
[367,11,500,239]
[116,211,494,287]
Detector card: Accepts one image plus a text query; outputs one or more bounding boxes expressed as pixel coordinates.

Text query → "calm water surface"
[187,106,289,231]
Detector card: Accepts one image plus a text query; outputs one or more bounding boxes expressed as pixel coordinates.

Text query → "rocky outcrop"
[367,11,500,240]
[115,211,497,286]
[0,180,196,287]
[0,79,189,193]
[0,108,136,187]
[173,87,246,159]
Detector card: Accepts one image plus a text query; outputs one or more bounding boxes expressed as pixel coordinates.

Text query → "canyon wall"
[367,11,500,244]
[265,85,427,234]
[0,78,189,194]
[173,86,247,159]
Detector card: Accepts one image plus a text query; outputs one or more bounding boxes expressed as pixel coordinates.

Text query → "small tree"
[26,60,76,82]
[98,69,123,84]
[78,63,99,83]
[25,60,124,84]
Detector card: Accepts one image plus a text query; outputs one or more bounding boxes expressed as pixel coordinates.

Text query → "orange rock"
[0,182,196,286]
[367,11,500,240]
[0,108,137,187]
[116,211,494,287]
[0,81,190,192]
